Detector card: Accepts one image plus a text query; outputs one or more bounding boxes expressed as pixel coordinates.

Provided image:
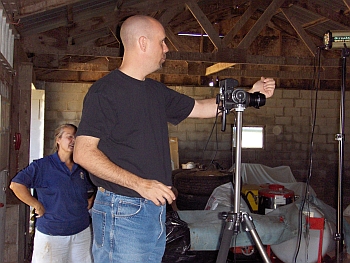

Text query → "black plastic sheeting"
[162,211,268,263]
[162,211,218,263]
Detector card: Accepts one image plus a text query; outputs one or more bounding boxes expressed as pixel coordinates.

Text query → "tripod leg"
[242,213,272,263]
[216,215,235,263]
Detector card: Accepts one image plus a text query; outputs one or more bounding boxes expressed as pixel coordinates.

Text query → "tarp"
[177,163,349,256]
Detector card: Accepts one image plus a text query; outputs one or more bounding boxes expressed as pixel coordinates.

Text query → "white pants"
[32,226,93,263]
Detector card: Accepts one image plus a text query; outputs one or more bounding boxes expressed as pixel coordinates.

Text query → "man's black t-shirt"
[76,70,195,198]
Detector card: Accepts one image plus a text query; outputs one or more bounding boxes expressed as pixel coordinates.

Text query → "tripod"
[216,104,271,263]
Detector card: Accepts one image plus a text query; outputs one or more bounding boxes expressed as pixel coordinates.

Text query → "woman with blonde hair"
[10,123,95,263]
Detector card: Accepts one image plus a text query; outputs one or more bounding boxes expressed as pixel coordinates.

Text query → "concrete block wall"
[41,81,350,209]
[42,82,91,155]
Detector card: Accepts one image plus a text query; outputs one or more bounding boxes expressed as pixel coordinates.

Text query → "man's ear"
[138,36,147,52]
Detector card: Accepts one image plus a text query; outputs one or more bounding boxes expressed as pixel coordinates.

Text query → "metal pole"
[233,106,244,214]
[335,48,347,262]
[216,107,271,263]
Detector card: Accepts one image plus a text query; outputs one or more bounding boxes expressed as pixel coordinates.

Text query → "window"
[232,126,264,149]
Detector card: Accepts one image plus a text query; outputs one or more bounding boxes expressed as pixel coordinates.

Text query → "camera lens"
[248,92,266,108]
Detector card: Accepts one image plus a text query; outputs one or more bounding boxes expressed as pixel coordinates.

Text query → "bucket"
[270,204,335,263]
[258,184,294,215]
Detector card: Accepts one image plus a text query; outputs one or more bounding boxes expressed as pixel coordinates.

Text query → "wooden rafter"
[281,7,318,56]
[4,0,350,88]
[17,0,84,17]
[344,0,350,9]
[222,0,264,47]
[206,0,286,75]
[295,0,350,27]
[206,0,265,76]
[185,0,222,50]
[236,0,286,49]
[165,27,193,52]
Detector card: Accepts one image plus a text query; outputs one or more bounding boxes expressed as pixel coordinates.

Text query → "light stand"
[323,31,350,262]
[216,104,271,263]
[334,46,348,263]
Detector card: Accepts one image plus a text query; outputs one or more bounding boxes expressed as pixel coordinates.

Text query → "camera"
[216,78,266,131]
[217,78,266,111]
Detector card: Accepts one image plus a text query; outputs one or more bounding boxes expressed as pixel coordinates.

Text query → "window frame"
[231,125,265,149]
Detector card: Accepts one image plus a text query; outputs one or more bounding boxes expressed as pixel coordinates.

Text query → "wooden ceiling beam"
[206,0,286,75]
[237,0,286,49]
[33,65,344,81]
[185,0,222,50]
[206,63,235,75]
[222,0,262,47]
[18,2,116,36]
[281,7,318,56]
[67,13,120,40]
[65,46,121,57]
[197,0,248,8]
[59,61,109,71]
[158,5,185,26]
[32,49,338,68]
[67,4,73,25]
[301,17,329,30]
[19,18,68,36]
[159,4,192,51]
[34,69,108,82]
[116,0,188,13]
[72,27,111,46]
[165,27,193,52]
[17,0,84,17]
[294,0,350,27]
[166,49,246,63]
[208,0,265,76]
[344,0,350,10]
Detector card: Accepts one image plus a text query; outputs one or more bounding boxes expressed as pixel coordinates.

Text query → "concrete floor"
[269,250,350,263]
[323,250,350,263]
[224,248,350,263]
[13,247,350,263]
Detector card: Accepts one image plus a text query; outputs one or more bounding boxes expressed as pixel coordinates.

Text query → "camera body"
[217,78,266,111]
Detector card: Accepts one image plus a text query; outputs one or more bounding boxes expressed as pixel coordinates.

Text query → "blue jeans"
[91,188,166,263]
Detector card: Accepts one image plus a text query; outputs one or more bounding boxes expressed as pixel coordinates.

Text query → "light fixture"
[324,30,350,50]
[177,32,224,38]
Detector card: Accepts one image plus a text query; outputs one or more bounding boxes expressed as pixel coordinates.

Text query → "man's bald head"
[120,15,163,50]
[118,15,169,79]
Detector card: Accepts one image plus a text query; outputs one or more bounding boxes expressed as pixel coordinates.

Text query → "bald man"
[74,15,275,263]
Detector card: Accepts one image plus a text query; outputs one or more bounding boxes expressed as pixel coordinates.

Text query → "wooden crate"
[169,137,179,170]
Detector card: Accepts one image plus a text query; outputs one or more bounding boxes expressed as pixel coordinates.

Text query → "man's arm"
[73,135,175,206]
[188,98,218,118]
[188,77,275,119]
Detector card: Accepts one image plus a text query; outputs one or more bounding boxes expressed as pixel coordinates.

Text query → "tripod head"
[216,78,266,131]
